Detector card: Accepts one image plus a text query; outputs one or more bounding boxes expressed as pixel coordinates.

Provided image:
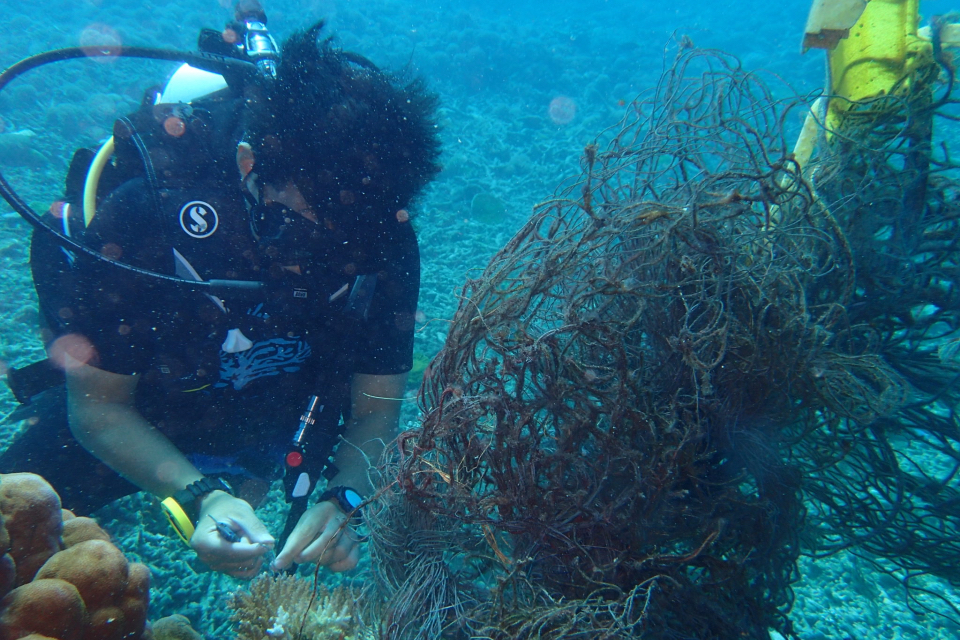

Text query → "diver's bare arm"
[328,372,407,495]
[65,362,203,498]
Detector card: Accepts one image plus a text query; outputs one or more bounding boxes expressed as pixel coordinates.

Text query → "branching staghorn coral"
[229,574,370,640]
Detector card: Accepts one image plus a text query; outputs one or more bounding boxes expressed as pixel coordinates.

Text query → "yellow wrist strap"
[160,497,196,546]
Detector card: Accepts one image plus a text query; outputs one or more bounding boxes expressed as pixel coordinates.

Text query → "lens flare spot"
[101,243,123,260]
[548,96,577,125]
[49,201,68,219]
[48,334,98,371]
[163,116,186,137]
[79,24,122,62]
[222,28,239,44]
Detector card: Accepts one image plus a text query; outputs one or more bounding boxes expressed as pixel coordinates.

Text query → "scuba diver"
[0,2,441,578]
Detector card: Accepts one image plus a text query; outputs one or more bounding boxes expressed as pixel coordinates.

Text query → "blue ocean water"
[0,0,957,638]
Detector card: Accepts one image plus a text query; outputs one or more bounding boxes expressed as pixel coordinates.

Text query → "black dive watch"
[319,485,363,520]
[173,477,234,523]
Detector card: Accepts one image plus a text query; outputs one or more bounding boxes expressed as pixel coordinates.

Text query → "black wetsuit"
[0,109,419,514]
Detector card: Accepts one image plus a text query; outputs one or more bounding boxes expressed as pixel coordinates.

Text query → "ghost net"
[363,40,960,639]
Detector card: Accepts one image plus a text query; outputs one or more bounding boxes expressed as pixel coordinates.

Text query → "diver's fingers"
[206,555,265,579]
[327,543,360,573]
[296,521,354,566]
[272,517,320,570]
[193,533,272,569]
[226,515,276,547]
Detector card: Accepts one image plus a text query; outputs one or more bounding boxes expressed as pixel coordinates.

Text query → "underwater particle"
[78,23,122,61]
[222,28,239,44]
[163,116,186,138]
[396,208,410,223]
[470,192,507,224]
[548,95,577,124]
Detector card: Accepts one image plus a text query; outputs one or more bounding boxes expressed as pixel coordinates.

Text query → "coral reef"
[0,473,62,585]
[470,192,507,224]
[0,579,85,640]
[0,473,150,640]
[61,516,112,548]
[36,540,150,640]
[229,574,370,640]
[148,615,202,640]
[0,131,46,169]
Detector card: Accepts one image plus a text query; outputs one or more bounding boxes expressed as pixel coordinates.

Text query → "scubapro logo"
[179,201,219,239]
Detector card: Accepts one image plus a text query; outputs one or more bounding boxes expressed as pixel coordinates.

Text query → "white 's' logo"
[179,201,219,239]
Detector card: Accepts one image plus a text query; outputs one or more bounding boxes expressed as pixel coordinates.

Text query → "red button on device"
[286,451,303,467]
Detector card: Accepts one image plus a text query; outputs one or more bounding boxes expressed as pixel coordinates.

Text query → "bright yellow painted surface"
[826,0,930,127]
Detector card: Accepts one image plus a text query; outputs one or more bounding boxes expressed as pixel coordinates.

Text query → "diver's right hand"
[190,491,276,578]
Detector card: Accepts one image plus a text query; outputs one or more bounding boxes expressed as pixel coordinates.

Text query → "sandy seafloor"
[0,0,958,637]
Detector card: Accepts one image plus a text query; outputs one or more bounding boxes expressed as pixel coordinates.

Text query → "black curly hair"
[247,21,441,222]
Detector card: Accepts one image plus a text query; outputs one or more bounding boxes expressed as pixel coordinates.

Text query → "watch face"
[343,488,363,509]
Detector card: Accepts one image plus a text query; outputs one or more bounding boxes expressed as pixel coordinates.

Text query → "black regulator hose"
[0,46,265,294]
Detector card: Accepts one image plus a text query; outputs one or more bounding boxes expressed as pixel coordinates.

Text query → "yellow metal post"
[827,0,924,100]
[804,0,932,132]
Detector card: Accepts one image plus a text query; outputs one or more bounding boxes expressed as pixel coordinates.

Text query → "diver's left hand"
[271,500,360,572]
[191,491,275,579]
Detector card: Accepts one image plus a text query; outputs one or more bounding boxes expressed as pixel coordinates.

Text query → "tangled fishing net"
[363,38,960,639]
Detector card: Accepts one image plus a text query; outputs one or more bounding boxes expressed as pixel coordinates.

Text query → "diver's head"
[244,21,441,227]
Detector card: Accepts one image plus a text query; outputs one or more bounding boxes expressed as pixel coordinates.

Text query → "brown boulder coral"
[149,615,202,640]
[0,512,15,601]
[0,473,150,640]
[0,474,62,585]
[36,540,149,640]
[61,517,111,548]
[0,578,87,640]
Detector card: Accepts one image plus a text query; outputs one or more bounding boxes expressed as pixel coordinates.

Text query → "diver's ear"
[236,142,255,180]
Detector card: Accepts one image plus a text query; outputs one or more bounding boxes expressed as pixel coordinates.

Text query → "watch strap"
[319,485,363,520]
[172,477,234,524]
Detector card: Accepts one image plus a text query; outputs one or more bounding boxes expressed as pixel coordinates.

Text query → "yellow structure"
[804,0,932,131]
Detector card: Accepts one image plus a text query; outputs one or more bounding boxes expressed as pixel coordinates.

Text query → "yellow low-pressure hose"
[83,135,115,227]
